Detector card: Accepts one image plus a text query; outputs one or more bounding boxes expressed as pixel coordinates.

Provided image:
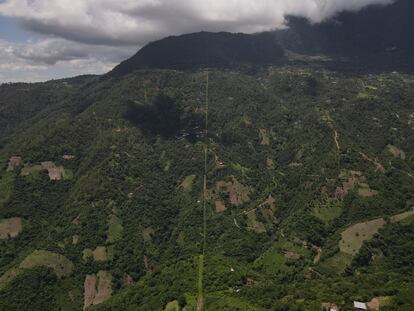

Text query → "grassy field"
[20,165,44,176]
[0,250,74,289]
[313,199,343,223]
[339,209,414,255]
[318,252,354,274]
[254,238,311,275]
[19,250,74,278]
[164,300,179,311]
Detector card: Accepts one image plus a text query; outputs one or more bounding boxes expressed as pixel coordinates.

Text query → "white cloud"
[0,38,136,83]
[0,0,394,45]
[0,0,394,82]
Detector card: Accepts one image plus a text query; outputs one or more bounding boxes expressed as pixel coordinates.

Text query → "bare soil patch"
[210,177,251,206]
[83,271,113,309]
[41,161,65,180]
[215,200,226,213]
[358,188,379,197]
[83,275,97,309]
[367,297,390,310]
[335,170,378,199]
[7,156,22,171]
[0,218,22,239]
[180,175,196,192]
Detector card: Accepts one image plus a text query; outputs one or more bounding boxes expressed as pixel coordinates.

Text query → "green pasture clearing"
[20,165,44,176]
[254,238,311,274]
[20,250,74,278]
[313,198,342,223]
[0,250,73,289]
[107,215,123,243]
[339,208,414,255]
[318,252,353,274]
[164,300,179,311]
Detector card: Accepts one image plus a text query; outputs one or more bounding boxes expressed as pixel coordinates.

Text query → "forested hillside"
[0,62,413,310]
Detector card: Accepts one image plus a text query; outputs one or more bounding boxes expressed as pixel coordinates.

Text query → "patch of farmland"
[313,198,342,223]
[180,174,196,192]
[215,200,226,213]
[0,218,22,239]
[335,170,378,199]
[209,177,251,206]
[340,219,386,255]
[339,208,414,255]
[83,246,112,262]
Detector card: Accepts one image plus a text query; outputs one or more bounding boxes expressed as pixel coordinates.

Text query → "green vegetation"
[0,173,13,208]
[0,64,413,310]
[107,215,123,244]
[1,250,73,289]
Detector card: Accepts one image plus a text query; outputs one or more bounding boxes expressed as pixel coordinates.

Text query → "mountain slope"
[110,32,285,76]
[1,65,414,310]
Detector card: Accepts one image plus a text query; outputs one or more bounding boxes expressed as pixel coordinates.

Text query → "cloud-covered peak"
[0,0,395,82]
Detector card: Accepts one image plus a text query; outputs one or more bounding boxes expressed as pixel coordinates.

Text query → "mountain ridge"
[110,0,414,77]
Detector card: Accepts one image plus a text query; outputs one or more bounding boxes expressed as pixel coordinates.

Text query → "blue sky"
[0,0,394,83]
[0,16,34,42]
